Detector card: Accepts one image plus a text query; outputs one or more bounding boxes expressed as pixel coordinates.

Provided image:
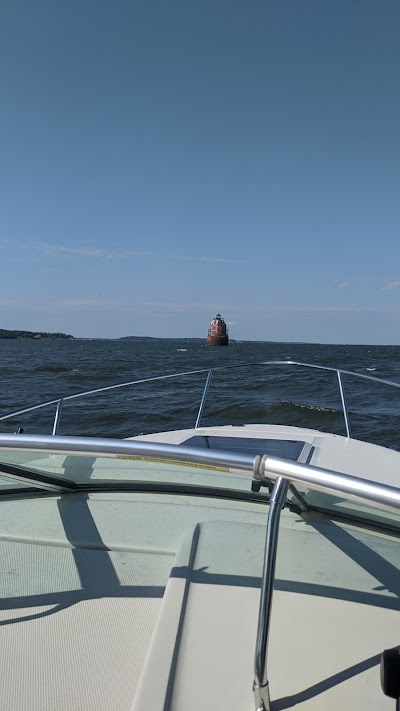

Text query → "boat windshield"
[296,484,400,533]
[0,445,399,533]
[0,447,258,498]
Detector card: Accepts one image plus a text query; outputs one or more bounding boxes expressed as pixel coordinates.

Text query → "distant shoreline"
[1,332,399,346]
[0,329,73,340]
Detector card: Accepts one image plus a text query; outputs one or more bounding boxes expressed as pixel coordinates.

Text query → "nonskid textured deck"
[0,486,398,709]
[133,518,400,710]
[0,491,268,710]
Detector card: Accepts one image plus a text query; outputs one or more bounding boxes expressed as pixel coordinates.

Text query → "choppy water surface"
[0,339,400,449]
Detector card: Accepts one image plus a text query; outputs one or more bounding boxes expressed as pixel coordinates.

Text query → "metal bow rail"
[0,361,399,437]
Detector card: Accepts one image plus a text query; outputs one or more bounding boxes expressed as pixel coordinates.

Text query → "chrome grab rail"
[0,433,260,472]
[252,456,400,711]
[254,476,289,711]
[0,360,399,436]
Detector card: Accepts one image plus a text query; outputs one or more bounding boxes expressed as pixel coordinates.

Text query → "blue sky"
[1,0,399,343]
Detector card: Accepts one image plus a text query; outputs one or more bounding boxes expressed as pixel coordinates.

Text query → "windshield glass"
[0,447,255,496]
[294,485,400,532]
[0,445,399,533]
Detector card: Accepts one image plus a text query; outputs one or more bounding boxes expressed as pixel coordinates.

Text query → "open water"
[0,339,400,449]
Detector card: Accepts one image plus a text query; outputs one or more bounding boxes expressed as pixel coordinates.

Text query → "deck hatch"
[182,436,309,461]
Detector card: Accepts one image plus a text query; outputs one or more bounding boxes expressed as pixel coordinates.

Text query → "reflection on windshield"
[0,448,252,494]
[0,447,399,533]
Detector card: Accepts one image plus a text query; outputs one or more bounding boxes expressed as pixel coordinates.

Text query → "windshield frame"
[0,433,399,534]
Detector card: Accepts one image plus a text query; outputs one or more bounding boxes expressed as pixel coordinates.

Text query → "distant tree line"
[0,329,73,339]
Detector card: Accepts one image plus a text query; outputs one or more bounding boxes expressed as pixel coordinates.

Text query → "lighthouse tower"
[206,314,229,346]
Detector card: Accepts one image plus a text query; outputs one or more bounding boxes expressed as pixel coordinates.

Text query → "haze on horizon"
[1,1,399,345]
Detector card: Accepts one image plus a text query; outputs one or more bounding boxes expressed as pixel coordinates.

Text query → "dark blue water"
[1,339,400,449]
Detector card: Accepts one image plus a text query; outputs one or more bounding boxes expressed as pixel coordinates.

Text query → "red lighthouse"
[207,313,229,346]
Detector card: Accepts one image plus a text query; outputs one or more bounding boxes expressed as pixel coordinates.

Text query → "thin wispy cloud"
[337,281,349,289]
[53,301,400,316]
[167,254,244,264]
[250,305,396,314]
[383,281,400,291]
[2,299,400,318]
[33,243,150,260]
[33,242,244,264]
[57,299,116,308]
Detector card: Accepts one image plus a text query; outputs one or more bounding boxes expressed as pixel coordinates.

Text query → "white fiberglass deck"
[0,490,398,710]
[0,424,398,709]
